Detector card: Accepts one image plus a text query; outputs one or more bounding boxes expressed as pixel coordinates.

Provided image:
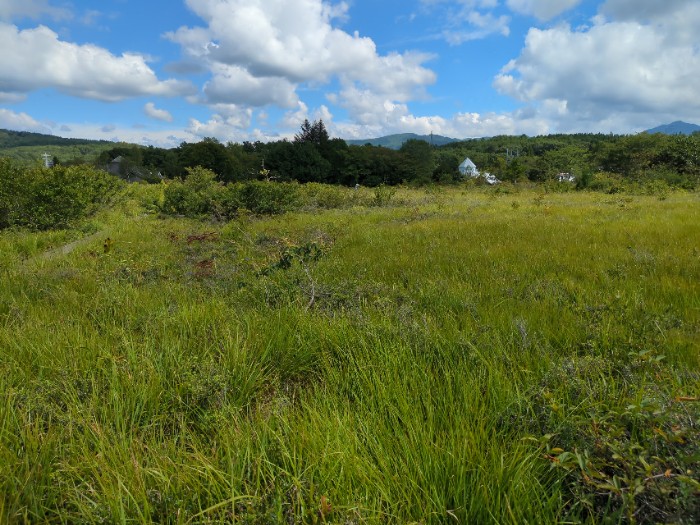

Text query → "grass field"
[1,184,698,523]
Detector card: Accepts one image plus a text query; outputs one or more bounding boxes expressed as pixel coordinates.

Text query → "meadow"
[0,181,698,523]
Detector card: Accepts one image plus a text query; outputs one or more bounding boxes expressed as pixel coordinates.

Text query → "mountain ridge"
[645,121,700,135]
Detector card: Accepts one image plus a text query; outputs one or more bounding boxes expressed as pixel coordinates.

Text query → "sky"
[1,0,699,147]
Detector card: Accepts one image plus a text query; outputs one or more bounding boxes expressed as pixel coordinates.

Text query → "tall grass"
[0,185,698,523]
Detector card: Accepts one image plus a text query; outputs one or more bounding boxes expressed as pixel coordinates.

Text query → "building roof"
[459,158,476,169]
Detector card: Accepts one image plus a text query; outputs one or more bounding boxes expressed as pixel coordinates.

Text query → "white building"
[459,157,500,185]
[458,157,478,177]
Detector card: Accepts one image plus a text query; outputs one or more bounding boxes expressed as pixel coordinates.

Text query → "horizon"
[3,121,699,148]
[1,1,699,147]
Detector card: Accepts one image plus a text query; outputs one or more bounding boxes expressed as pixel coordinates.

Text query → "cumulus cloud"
[0,0,70,21]
[203,65,299,108]
[187,104,255,142]
[506,0,583,20]
[280,102,310,130]
[0,108,51,133]
[144,102,174,122]
[166,0,436,110]
[0,22,195,102]
[101,124,117,133]
[493,1,700,132]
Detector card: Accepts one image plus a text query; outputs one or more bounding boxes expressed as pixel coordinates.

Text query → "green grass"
[1,185,698,523]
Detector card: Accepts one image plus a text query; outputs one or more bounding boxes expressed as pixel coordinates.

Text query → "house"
[459,157,479,177]
[459,157,500,185]
[107,156,125,176]
[107,156,163,183]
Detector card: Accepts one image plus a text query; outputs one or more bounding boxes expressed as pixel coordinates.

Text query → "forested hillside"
[0,129,125,166]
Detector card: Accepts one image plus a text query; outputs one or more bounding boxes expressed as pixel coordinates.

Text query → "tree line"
[88,120,700,189]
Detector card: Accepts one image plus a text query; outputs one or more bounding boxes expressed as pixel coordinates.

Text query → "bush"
[0,158,26,229]
[161,172,302,219]
[587,172,625,194]
[0,159,124,230]
[161,166,222,217]
[233,181,301,215]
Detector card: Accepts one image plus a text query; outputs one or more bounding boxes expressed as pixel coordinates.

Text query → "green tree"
[400,139,434,184]
[178,138,242,182]
[294,119,329,147]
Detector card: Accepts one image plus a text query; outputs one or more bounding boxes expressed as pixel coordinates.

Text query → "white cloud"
[186,115,284,143]
[101,124,117,133]
[144,102,174,122]
[600,0,695,23]
[0,0,70,21]
[331,105,550,141]
[203,65,299,108]
[443,11,510,44]
[166,0,436,110]
[419,0,512,44]
[0,108,51,133]
[0,22,195,102]
[280,101,310,130]
[493,4,700,133]
[169,0,379,81]
[506,0,582,21]
[599,0,700,46]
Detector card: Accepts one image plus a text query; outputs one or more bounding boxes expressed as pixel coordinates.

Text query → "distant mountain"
[345,133,460,149]
[0,129,122,165]
[645,121,700,135]
[0,128,113,149]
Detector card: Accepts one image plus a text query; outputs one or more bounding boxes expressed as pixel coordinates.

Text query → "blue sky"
[1,0,699,146]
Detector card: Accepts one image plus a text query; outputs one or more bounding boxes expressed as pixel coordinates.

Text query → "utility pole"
[42,153,54,168]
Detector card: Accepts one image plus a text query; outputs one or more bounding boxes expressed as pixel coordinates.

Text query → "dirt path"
[36,231,105,261]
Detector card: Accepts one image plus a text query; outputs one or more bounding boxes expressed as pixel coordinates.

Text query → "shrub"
[0,158,27,229]
[587,172,625,194]
[161,166,222,217]
[161,174,302,219]
[0,159,124,230]
[234,181,301,215]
